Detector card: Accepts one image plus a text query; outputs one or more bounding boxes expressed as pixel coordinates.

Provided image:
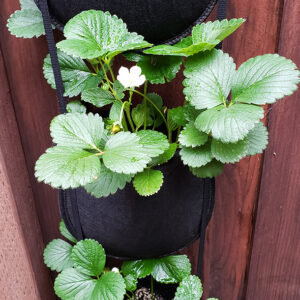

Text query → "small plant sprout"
[117,66,146,88]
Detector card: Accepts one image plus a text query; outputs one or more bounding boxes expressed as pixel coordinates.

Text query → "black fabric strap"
[39,0,84,239]
[197,0,227,278]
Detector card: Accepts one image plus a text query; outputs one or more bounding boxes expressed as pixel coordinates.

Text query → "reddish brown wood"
[202,1,284,299]
[0,46,55,299]
[245,0,300,299]
[0,0,61,244]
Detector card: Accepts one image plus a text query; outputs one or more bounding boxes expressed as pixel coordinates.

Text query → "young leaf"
[144,19,245,57]
[190,160,224,178]
[43,239,73,272]
[54,268,96,300]
[151,255,191,284]
[113,80,125,100]
[232,54,300,105]
[7,9,45,38]
[109,100,123,122]
[195,104,264,143]
[121,260,156,279]
[43,51,103,97]
[103,132,151,174]
[183,49,236,109]
[35,146,101,189]
[174,275,203,300]
[81,87,115,108]
[180,143,213,168]
[133,169,164,196]
[84,165,133,198]
[168,107,188,127]
[150,143,178,167]
[57,10,152,59]
[179,122,208,148]
[66,101,87,114]
[211,139,247,163]
[50,113,105,151]
[71,239,106,277]
[132,54,183,84]
[59,220,78,244]
[124,274,138,292]
[244,122,269,156]
[136,130,169,157]
[132,104,145,129]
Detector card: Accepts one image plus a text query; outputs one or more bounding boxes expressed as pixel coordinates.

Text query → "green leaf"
[136,130,169,157]
[133,169,164,196]
[121,260,156,279]
[50,113,105,151]
[92,272,126,300]
[146,93,164,128]
[144,19,245,57]
[168,106,187,127]
[7,9,45,38]
[180,143,213,168]
[57,10,152,59]
[124,274,138,292]
[113,80,125,100]
[150,143,178,167]
[71,239,106,277]
[103,132,151,174]
[232,54,300,105]
[190,160,224,178]
[84,165,133,197]
[59,220,78,243]
[245,122,269,156]
[151,255,191,284]
[132,104,145,129]
[134,54,183,84]
[82,87,115,108]
[43,239,73,272]
[109,100,123,122]
[20,0,39,10]
[195,104,264,143]
[211,139,247,163]
[174,275,203,300]
[54,268,96,300]
[66,101,87,114]
[183,49,236,109]
[179,122,208,148]
[35,146,101,189]
[43,51,103,97]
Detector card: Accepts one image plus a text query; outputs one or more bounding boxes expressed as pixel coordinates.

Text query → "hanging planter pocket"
[35,0,217,44]
[60,153,215,260]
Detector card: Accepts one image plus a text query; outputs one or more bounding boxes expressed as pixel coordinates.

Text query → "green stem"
[132,90,168,132]
[150,276,154,300]
[125,292,133,300]
[143,81,148,130]
[125,90,135,131]
[105,58,116,81]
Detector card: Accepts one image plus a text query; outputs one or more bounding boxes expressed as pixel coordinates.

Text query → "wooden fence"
[0,0,299,299]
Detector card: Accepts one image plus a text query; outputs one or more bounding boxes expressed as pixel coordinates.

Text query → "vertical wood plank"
[0,0,60,243]
[246,0,300,299]
[202,0,283,299]
[0,46,55,299]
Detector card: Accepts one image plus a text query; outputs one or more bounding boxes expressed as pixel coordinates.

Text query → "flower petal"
[130,66,142,77]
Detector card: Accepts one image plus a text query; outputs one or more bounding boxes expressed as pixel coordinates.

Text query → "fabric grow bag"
[60,153,215,259]
[35,0,217,44]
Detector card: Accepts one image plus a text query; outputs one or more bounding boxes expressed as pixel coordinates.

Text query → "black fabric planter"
[35,0,217,44]
[60,154,215,260]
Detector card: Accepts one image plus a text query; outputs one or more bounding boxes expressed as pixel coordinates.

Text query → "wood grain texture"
[245,0,300,299]
[0,0,61,244]
[0,46,55,299]
[202,1,284,299]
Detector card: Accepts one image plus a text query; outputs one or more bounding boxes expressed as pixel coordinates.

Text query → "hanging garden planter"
[34,0,218,44]
[7,1,300,295]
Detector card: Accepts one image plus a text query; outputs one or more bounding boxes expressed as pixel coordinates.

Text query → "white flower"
[111,267,120,273]
[117,66,146,88]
